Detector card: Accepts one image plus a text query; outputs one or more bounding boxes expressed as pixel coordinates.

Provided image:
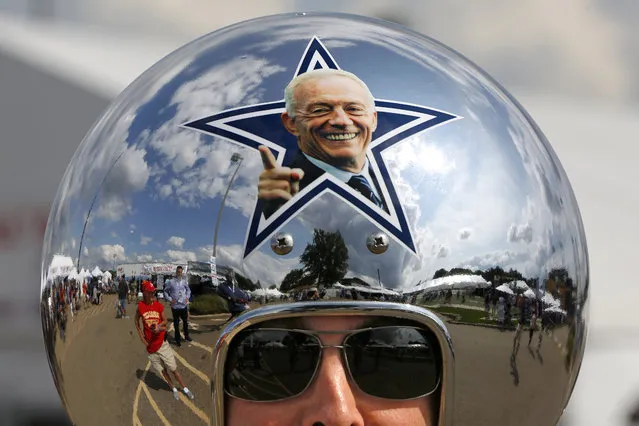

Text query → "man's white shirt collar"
[302,153,380,198]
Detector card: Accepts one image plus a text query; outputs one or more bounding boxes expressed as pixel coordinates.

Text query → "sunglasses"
[224,325,440,402]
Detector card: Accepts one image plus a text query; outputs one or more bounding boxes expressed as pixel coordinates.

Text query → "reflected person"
[135,281,195,400]
[258,69,388,218]
[217,274,250,322]
[164,266,191,346]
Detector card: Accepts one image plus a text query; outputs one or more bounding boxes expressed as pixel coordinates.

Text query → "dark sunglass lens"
[344,327,439,399]
[225,329,321,401]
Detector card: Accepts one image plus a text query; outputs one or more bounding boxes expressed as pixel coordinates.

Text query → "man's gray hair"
[284,69,375,118]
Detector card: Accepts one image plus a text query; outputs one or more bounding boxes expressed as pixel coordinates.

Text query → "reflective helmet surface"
[41,12,588,426]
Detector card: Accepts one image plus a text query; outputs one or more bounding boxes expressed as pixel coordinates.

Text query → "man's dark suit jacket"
[261,151,388,218]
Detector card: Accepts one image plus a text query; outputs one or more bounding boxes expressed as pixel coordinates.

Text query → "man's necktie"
[347,174,384,208]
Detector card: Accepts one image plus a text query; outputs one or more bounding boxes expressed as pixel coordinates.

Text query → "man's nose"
[300,349,364,426]
[328,107,354,126]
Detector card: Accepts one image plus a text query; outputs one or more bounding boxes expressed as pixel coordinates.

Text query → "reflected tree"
[280,268,304,293]
[235,272,259,291]
[300,229,349,287]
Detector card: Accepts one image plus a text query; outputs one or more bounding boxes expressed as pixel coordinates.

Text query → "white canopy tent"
[508,280,530,292]
[334,283,399,296]
[406,274,489,295]
[523,288,537,299]
[495,284,515,295]
[66,269,80,282]
[47,254,75,280]
[542,292,561,307]
[544,305,567,315]
[252,288,284,298]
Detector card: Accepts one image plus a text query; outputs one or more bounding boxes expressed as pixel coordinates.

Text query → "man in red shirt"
[135,280,194,400]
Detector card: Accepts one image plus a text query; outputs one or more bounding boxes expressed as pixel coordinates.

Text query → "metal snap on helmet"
[41,12,588,426]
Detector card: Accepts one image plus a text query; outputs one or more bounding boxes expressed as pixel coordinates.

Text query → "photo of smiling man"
[258,69,389,219]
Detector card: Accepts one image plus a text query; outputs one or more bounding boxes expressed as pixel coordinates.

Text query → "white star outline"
[182,36,462,259]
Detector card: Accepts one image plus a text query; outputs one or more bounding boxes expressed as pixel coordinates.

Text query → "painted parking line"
[133,347,211,426]
[132,361,152,425]
[189,340,213,354]
[177,391,211,425]
[132,317,215,425]
[174,350,210,384]
[166,323,212,354]
[141,383,172,426]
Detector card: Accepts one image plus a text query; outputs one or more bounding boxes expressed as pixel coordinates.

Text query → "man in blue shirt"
[217,272,249,322]
[163,266,191,347]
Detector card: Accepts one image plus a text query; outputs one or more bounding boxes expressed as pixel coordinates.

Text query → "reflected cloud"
[508,223,533,244]
[458,228,472,240]
[95,145,150,221]
[167,236,185,248]
[166,249,196,263]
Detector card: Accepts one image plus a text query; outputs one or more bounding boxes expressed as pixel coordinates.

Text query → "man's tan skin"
[226,315,436,426]
[258,70,378,203]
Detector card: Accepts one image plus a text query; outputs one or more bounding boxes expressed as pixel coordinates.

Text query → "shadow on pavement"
[135,369,171,392]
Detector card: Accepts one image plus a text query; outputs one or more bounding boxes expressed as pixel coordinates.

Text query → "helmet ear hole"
[41,12,588,426]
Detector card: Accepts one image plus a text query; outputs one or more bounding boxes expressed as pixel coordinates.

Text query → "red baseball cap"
[141,281,156,293]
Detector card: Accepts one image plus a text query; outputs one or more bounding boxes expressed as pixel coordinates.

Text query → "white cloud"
[137,254,153,262]
[459,228,472,240]
[167,236,185,248]
[158,184,172,198]
[434,244,449,258]
[166,250,196,262]
[507,223,533,244]
[385,139,457,177]
[110,231,118,238]
[461,250,526,271]
[96,145,151,221]
[98,244,126,263]
[140,236,152,245]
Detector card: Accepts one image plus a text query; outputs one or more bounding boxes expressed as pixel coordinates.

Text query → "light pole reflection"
[212,153,243,284]
[76,149,126,271]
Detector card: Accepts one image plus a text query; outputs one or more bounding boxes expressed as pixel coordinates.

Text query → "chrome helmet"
[41,12,588,426]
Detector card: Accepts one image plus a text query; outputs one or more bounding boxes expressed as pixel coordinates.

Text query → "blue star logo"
[183,37,460,259]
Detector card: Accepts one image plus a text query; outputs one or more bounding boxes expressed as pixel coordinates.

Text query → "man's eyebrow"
[305,100,368,109]
[305,102,332,109]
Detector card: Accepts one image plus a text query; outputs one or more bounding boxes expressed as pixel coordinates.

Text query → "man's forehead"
[295,76,370,102]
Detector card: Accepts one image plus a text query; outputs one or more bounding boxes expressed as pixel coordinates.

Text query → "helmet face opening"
[41,12,588,426]
[214,302,453,425]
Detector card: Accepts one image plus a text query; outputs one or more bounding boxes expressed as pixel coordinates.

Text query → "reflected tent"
[495,284,515,295]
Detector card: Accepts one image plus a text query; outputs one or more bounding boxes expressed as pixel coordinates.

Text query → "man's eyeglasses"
[224,326,441,402]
